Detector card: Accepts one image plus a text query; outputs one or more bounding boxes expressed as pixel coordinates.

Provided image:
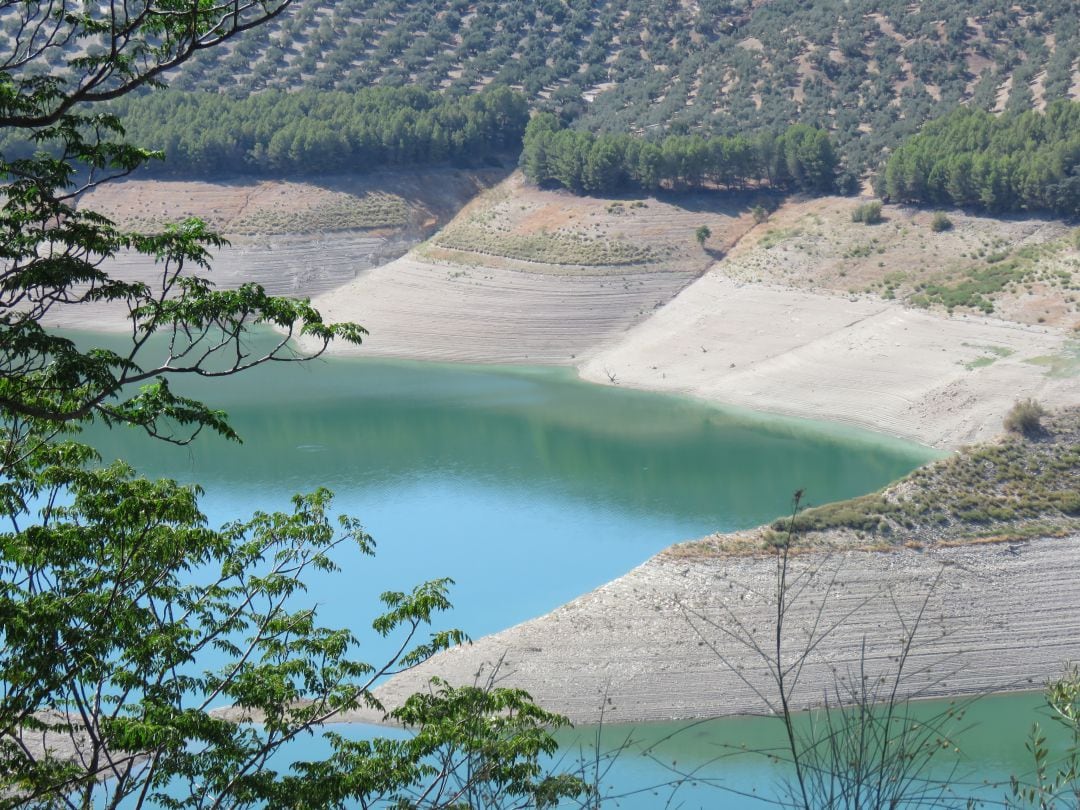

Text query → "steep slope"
[303,173,754,363]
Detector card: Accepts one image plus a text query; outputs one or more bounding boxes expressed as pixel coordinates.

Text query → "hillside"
[168,0,1080,174]
[50,168,504,330]
[719,197,1080,328]
[301,173,754,363]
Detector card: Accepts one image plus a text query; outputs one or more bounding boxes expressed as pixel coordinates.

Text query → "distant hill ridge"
[167,0,1078,173]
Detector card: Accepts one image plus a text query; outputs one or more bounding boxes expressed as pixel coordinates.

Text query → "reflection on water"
[278,691,1061,808]
[547,690,1065,807]
[67,332,1051,807]
[84,350,935,662]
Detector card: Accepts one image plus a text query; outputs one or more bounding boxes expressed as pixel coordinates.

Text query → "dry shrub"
[1004,398,1046,437]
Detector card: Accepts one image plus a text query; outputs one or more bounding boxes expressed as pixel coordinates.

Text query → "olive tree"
[0,1,585,806]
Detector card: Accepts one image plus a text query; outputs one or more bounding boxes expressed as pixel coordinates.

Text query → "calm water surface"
[86,351,935,660]
[81,344,1051,806]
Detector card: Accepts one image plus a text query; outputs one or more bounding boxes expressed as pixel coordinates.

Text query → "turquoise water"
[81,344,1065,806]
[85,351,936,668]
[546,690,1068,807]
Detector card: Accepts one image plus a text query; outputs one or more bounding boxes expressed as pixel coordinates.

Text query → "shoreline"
[217,248,1080,452]
[359,534,1080,726]
[53,173,1080,451]
[53,253,1079,452]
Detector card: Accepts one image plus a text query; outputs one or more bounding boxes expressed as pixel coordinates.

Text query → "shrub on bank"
[1004,398,1046,437]
[852,201,883,224]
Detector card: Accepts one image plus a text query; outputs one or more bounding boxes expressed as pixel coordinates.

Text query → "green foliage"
[0,452,586,808]
[0,4,585,808]
[145,0,1075,180]
[1010,664,1080,808]
[851,201,883,225]
[521,115,836,196]
[0,87,530,177]
[695,224,711,246]
[930,212,954,232]
[911,261,1032,314]
[1005,398,1047,437]
[884,102,1080,216]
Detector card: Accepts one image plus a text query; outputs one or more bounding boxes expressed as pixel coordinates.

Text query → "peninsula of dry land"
[364,408,1080,724]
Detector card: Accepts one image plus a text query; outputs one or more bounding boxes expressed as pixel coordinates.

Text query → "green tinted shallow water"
[286,691,1064,807]
[84,349,937,658]
[548,690,1067,807]
[73,339,1060,806]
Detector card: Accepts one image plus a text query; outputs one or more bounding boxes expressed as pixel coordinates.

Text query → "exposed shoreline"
[49,247,1077,453]
[292,256,1076,451]
[56,174,1080,451]
[357,534,1080,726]
[576,276,1079,450]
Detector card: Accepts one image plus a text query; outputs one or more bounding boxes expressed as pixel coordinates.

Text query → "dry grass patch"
[724,198,1080,327]
[228,191,409,234]
[426,173,758,274]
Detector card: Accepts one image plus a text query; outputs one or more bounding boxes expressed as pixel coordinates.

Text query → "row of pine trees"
[105,86,530,176]
[519,113,838,194]
[882,102,1080,216]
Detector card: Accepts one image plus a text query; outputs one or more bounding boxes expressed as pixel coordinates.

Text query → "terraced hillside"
[303,174,757,363]
[47,168,505,330]
[168,0,1080,172]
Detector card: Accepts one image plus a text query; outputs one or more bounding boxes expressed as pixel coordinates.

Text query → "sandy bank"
[579,276,1079,449]
[41,169,504,331]
[303,256,697,364]
[39,233,415,332]
[361,535,1080,725]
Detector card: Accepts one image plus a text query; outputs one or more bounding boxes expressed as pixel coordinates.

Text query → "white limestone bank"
[579,277,1078,450]
[359,536,1080,725]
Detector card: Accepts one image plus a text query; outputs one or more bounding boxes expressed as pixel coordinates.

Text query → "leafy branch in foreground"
[0,109,367,459]
[1,4,585,806]
[1010,664,1080,808]
[0,447,585,809]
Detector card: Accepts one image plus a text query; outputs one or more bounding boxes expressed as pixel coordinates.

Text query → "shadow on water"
[73,332,938,663]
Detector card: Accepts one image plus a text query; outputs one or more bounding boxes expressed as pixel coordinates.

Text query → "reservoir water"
[80,346,1056,806]
[85,350,935,661]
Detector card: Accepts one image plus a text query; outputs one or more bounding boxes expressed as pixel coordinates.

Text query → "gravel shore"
[359,535,1080,725]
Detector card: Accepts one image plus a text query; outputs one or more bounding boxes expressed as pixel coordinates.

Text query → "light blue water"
[82,343,1060,808]
[84,351,937,669]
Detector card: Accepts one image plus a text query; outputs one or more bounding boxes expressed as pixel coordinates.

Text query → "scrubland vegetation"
[761,406,1080,548]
